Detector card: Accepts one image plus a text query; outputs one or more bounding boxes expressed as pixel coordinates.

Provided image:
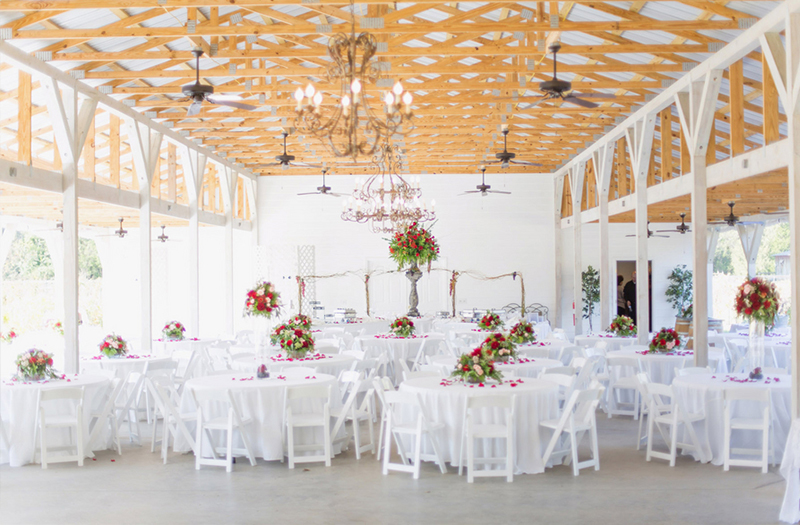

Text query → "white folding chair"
[458,394,516,483]
[331,372,375,460]
[205,342,233,372]
[278,366,319,377]
[315,340,341,355]
[373,376,395,462]
[418,364,447,377]
[574,359,599,390]
[644,382,706,466]
[541,373,576,411]
[192,388,257,472]
[381,390,447,479]
[402,370,441,383]
[283,384,332,468]
[411,334,447,371]
[33,387,86,468]
[723,387,773,473]
[150,377,197,464]
[88,377,126,456]
[540,385,604,476]
[171,349,198,393]
[235,330,255,345]
[635,373,650,451]
[143,360,179,423]
[543,366,575,376]
[606,356,642,419]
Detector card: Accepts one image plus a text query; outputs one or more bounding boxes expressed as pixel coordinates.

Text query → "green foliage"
[665,265,693,316]
[581,265,600,331]
[713,223,790,275]
[3,232,54,280]
[79,238,102,280]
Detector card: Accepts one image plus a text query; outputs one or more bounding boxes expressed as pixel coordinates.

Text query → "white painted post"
[675,70,723,368]
[707,228,720,318]
[179,146,207,338]
[570,161,586,335]
[219,165,238,337]
[553,175,565,329]
[736,223,765,278]
[40,76,97,374]
[625,115,657,345]
[126,118,163,352]
[593,143,616,330]
[244,176,259,283]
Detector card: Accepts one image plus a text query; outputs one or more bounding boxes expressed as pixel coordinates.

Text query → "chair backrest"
[543,366,575,376]
[560,386,602,426]
[39,386,85,404]
[574,359,599,389]
[315,340,341,355]
[278,366,318,377]
[466,393,515,411]
[147,360,179,374]
[235,330,255,345]
[91,369,118,380]
[342,349,366,361]
[676,366,712,376]
[402,370,440,382]
[723,386,771,404]
[606,356,642,375]
[569,356,588,370]
[286,383,332,402]
[644,382,674,413]
[191,386,232,404]
[635,372,650,397]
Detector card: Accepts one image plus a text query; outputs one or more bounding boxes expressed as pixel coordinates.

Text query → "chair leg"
[412,425,423,480]
[376,412,386,462]
[466,431,474,483]
[646,406,655,463]
[381,418,392,476]
[353,412,362,461]
[591,418,600,471]
[723,422,731,472]
[40,420,48,469]
[569,431,579,476]
[324,416,332,468]
[76,416,84,467]
[506,429,514,482]
[226,412,234,473]
[287,423,295,470]
[669,420,678,467]
[195,413,202,471]
[762,424,769,474]
[458,420,467,476]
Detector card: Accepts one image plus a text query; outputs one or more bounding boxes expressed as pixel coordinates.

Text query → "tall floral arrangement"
[451,347,503,384]
[508,321,536,345]
[478,312,503,331]
[735,277,780,325]
[15,349,57,380]
[99,334,129,357]
[389,316,415,338]
[48,320,64,336]
[481,332,517,361]
[388,222,439,270]
[649,328,681,354]
[162,320,186,340]
[244,281,282,318]
[608,315,636,337]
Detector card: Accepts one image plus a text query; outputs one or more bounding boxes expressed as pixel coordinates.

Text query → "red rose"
[745,308,753,315]
[257,303,266,311]
[764,300,771,309]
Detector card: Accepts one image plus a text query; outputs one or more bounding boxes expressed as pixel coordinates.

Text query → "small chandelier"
[293,0,414,160]
[341,141,435,234]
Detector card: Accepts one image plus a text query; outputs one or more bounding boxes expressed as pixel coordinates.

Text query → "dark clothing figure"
[623,279,637,325]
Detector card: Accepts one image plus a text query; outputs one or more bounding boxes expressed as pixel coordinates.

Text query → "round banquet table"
[432,356,563,379]
[355,334,430,383]
[398,376,560,474]
[672,373,792,466]
[150,338,214,358]
[175,372,343,461]
[517,340,574,362]
[231,352,355,376]
[81,354,172,379]
[607,347,728,385]
[574,334,639,351]
[0,374,110,467]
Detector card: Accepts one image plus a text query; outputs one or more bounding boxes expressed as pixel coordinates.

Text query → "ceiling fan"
[182,49,258,117]
[460,167,511,196]
[626,221,670,239]
[507,43,618,109]
[153,225,183,243]
[98,218,128,238]
[709,201,760,227]
[250,132,323,170]
[297,168,347,197]
[657,213,692,235]
[484,129,543,168]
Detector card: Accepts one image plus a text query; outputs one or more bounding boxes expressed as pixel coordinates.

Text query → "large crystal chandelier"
[292,0,414,160]
[341,140,436,234]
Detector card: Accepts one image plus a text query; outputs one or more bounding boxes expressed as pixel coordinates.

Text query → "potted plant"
[666,265,693,321]
[582,265,600,332]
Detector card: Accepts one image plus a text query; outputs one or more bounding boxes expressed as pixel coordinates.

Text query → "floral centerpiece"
[508,321,536,345]
[648,328,681,353]
[274,326,315,359]
[608,315,637,337]
[735,277,780,325]
[271,314,312,345]
[244,281,282,318]
[48,320,64,336]
[478,312,503,331]
[286,314,312,330]
[388,222,440,271]
[1,329,18,344]
[162,320,186,341]
[99,334,129,357]
[481,332,517,362]
[389,316,415,338]
[451,347,503,384]
[16,348,57,381]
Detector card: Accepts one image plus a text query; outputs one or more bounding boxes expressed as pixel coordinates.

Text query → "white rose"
[744,284,752,295]
[257,289,265,296]
[472,356,479,363]
[473,365,484,376]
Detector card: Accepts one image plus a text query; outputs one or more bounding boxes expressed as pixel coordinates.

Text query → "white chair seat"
[288,414,326,427]
[730,417,770,429]
[540,418,593,433]
[470,423,509,437]
[42,415,81,426]
[614,377,639,389]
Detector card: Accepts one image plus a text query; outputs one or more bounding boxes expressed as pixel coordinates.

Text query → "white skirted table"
[574,334,639,351]
[672,373,792,466]
[150,338,215,358]
[231,353,355,377]
[175,372,343,461]
[398,376,559,474]
[432,356,563,379]
[607,348,728,385]
[0,374,110,467]
[80,354,172,379]
[517,341,574,362]
[355,334,431,383]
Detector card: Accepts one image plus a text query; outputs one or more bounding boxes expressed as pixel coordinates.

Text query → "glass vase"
[748,319,766,372]
[254,316,272,356]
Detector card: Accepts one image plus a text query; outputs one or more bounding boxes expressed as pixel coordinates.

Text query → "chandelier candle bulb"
[393,81,404,95]
[313,92,322,107]
[305,84,315,99]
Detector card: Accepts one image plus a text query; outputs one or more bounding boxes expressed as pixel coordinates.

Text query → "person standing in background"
[617,275,626,316]
[623,271,637,325]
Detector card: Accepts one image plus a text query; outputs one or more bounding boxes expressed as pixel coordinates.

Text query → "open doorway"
[616,260,653,333]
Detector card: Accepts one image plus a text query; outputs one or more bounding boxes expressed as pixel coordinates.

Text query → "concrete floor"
[0,415,788,525]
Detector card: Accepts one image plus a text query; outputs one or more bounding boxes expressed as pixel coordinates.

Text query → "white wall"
[559,222,694,337]
[258,172,557,320]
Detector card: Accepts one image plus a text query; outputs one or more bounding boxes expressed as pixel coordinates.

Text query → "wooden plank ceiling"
[0,0,781,179]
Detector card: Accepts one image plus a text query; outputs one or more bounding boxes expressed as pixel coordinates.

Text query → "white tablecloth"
[672,373,792,466]
[398,376,559,474]
[607,348,728,385]
[574,334,639,351]
[432,357,563,379]
[176,372,343,461]
[0,374,110,466]
[80,354,172,379]
[231,353,355,377]
[517,341,574,362]
[355,335,430,383]
[150,338,214,358]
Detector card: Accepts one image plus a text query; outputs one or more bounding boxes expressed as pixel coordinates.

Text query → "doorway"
[616,260,653,333]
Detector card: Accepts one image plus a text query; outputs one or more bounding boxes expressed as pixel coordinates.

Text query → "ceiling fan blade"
[510,160,543,167]
[652,235,671,238]
[207,97,258,111]
[187,101,202,116]
[569,92,617,99]
[459,191,482,195]
[297,192,320,196]
[292,162,324,168]
[250,162,282,168]
[487,190,511,194]
[328,192,348,197]
[563,96,599,109]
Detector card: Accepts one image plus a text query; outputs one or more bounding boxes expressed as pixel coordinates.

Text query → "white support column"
[706,228,720,317]
[553,174,565,328]
[625,114,657,344]
[244,176,259,280]
[41,76,97,374]
[593,143,616,330]
[569,161,586,335]
[179,146,207,337]
[736,223,765,278]
[675,70,723,367]
[0,225,17,336]
[126,118,163,352]
[219,165,238,336]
